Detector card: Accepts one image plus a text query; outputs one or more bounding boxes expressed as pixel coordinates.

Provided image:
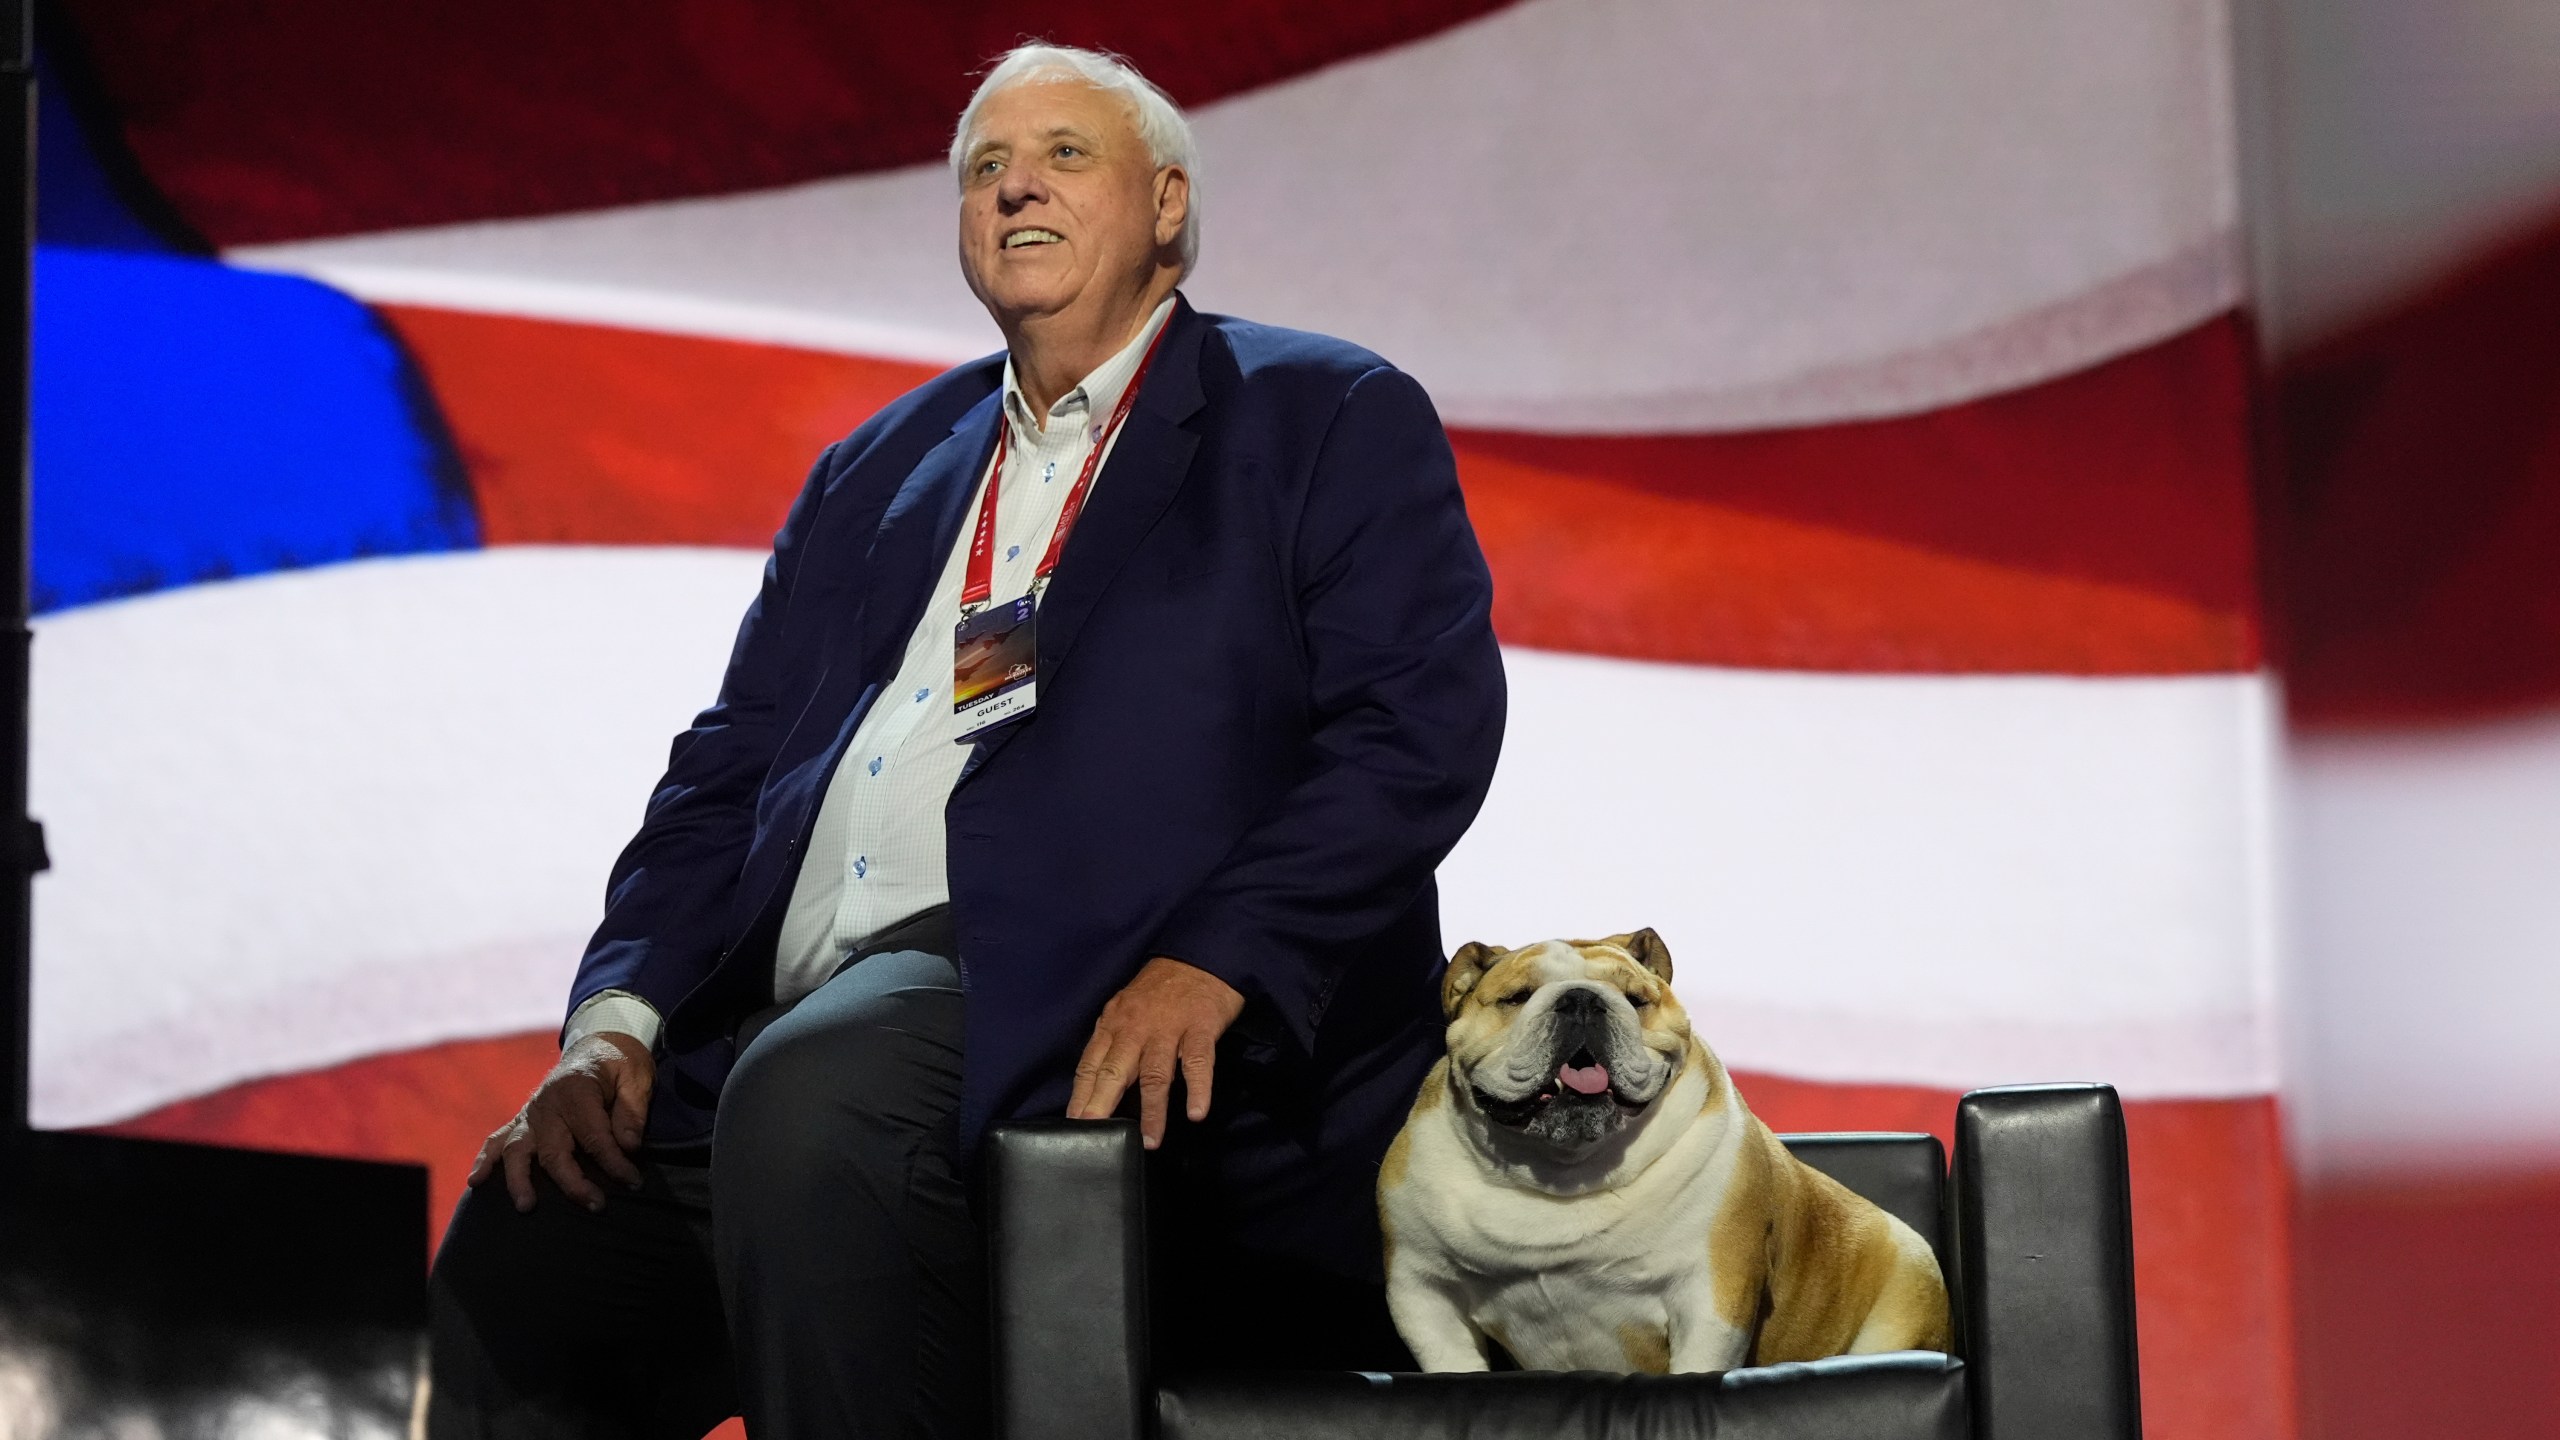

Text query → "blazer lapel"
[853,393,1004,686]
[958,300,1209,779]
[778,389,1000,784]
[1030,299,1208,682]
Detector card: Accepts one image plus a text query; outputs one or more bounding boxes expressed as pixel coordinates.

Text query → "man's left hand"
[1068,956,1246,1149]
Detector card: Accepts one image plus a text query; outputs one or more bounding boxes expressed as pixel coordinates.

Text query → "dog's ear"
[1606,928,1674,984]
[1443,940,1507,1016]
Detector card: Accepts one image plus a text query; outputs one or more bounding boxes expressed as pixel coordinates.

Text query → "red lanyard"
[960,319,1172,611]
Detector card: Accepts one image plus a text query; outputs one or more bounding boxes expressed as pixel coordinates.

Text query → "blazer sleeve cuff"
[1152,910,1326,1056]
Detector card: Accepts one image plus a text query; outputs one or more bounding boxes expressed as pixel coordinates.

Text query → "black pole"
[0,0,30,1132]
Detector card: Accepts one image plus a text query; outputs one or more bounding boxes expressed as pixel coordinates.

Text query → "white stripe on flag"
[33,548,2278,1125]
[2288,717,2560,1171]
[228,0,2240,434]
[1444,648,2281,1096]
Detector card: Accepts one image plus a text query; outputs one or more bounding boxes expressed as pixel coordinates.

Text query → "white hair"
[949,43,1201,277]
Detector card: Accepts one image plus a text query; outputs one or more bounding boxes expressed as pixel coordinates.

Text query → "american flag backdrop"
[32,3,2302,1436]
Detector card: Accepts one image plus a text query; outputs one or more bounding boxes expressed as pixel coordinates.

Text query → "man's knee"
[434,1170,668,1361]
[430,1168,730,1435]
[434,1175,575,1321]
[431,1179,612,1404]
[717,983,962,1176]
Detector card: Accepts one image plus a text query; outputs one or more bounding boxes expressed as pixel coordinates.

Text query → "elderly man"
[427,42,1504,1439]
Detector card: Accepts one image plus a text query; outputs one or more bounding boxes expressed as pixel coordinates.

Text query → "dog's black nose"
[1553,987,1604,1019]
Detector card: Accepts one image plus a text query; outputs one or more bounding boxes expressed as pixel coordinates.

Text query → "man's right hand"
[468,1031,655,1214]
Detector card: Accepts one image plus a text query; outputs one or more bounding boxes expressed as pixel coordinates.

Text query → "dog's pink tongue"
[1557,1062,1611,1095]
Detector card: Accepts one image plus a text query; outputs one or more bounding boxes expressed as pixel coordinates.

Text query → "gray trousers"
[427,910,981,1439]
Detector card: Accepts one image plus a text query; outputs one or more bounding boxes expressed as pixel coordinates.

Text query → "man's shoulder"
[1196,311,1398,395]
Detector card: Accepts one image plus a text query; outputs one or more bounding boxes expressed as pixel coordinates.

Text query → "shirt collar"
[1000,294,1178,440]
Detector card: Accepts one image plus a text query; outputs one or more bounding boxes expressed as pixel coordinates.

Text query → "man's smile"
[1002,227,1065,249]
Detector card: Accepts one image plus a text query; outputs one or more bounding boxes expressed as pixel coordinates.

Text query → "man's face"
[956,77,1183,328]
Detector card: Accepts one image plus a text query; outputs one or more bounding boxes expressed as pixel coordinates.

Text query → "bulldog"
[1377,930,1950,1373]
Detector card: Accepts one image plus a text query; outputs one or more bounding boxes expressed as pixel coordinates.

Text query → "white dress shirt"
[566,296,1176,1051]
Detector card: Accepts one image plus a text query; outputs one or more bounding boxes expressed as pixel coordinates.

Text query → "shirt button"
[914,688,930,704]
[868,756,883,776]
[853,856,868,879]
[1006,544,1021,561]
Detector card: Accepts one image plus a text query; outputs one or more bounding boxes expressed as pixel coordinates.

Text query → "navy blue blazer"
[568,296,1505,1272]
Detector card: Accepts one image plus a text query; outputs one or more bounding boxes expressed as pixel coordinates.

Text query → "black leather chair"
[987,1083,2140,1440]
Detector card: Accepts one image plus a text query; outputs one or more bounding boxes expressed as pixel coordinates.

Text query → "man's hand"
[1067,957,1246,1149]
[468,1031,655,1214]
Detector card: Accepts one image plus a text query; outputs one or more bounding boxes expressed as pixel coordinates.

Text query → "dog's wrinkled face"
[1440,929,1691,1158]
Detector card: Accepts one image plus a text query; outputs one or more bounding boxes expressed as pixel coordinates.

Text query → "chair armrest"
[1952,1084,2141,1440]
[986,1119,1152,1440]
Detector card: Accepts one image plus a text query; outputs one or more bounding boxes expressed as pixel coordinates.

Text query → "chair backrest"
[1953,1085,2140,1440]
[1777,1133,1949,1275]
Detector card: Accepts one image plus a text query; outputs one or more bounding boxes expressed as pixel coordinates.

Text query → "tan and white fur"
[1378,930,1950,1373]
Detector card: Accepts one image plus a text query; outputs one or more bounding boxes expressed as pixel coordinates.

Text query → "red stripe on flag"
[1463,319,2260,624]
[60,0,1523,244]
[99,1038,2292,1440]
[1462,320,2257,672]
[1460,448,2252,673]
[385,306,2258,675]
[2274,210,2560,726]
[2295,1169,2560,1440]
[381,306,941,549]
